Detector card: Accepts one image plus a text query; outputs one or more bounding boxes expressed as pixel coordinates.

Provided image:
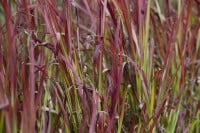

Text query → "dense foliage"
[0,0,200,132]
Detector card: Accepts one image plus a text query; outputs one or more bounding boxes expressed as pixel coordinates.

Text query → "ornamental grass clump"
[0,0,200,133]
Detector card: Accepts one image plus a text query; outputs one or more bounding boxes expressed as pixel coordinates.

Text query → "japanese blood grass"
[0,0,200,133]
